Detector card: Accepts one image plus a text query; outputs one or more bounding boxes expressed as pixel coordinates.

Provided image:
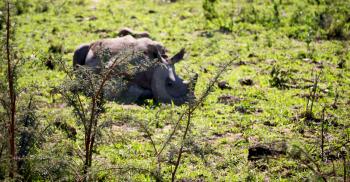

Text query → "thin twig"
[139,121,158,155]
[293,145,328,181]
[321,106,326,161]
[171,100,192,182]
[5,0,17,178]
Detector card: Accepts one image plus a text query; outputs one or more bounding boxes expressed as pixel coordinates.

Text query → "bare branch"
[157,58,236,157]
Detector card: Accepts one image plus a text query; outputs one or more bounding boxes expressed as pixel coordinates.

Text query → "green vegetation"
[0,0,349,181]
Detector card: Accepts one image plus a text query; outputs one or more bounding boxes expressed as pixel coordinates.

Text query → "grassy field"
[1,0,350,181]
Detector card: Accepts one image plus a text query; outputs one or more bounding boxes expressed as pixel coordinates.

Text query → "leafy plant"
[302,70,322,121]
[272,0,281,26]
[269,65,292,89]
[202,0,234,32]
[202,0,218,22]
[58,48,158,180]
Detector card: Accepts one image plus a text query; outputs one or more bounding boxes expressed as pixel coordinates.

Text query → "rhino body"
[73,29,193,105]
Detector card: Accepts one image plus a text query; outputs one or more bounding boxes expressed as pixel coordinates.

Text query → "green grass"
[7,0,350,181]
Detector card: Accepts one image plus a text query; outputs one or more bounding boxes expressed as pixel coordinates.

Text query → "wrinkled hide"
[73,30,195,105]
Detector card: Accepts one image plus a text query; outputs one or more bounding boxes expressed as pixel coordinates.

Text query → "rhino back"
[89,36,138,55]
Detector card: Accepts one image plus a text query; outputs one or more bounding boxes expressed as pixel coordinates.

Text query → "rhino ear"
[73,44,90,68]
[117,27,133,37]
[169,48,185,64]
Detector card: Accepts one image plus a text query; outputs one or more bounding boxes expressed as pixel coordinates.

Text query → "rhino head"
[149,48,192,105]
[125,47,195,105]
[73,34,196,105]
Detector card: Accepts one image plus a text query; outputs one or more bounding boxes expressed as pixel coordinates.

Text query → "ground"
[8,0,350,181]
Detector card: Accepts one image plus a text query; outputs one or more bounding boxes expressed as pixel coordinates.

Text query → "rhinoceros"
[73,29,195,105]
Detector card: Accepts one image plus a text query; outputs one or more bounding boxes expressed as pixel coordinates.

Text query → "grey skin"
[73,31,194,105]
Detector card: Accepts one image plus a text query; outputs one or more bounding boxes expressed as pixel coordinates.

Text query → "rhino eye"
[167,81,173,87]
[152,52,158,58]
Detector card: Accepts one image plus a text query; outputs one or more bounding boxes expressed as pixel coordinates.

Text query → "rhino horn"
[167,65,176,81]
